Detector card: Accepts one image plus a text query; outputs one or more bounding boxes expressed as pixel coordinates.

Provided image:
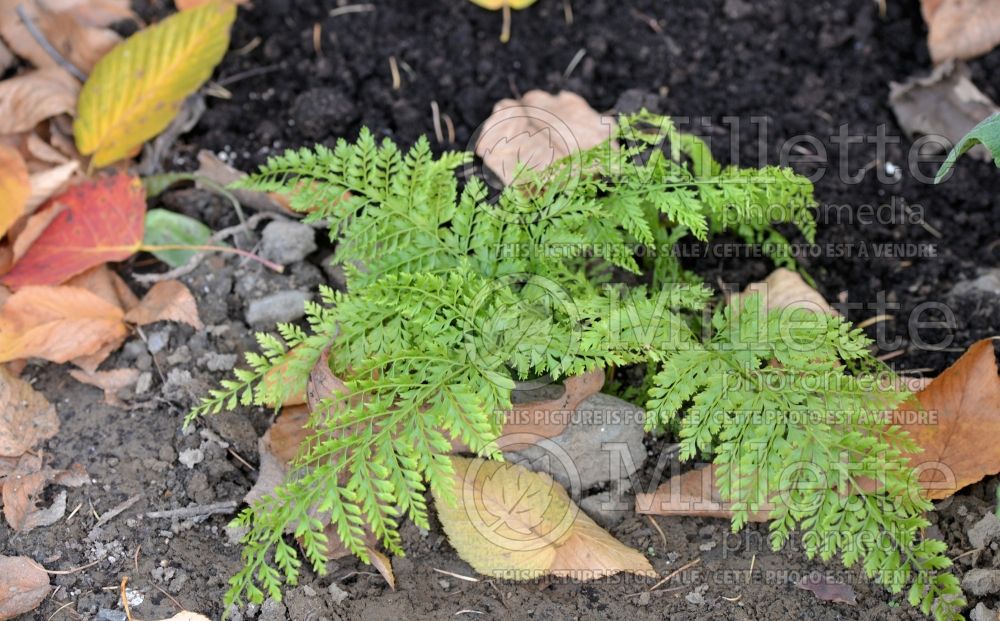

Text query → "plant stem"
[139,243,284,273]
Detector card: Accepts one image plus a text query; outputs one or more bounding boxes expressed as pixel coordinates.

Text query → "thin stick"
[145,500,238,520]
[217,64,283,87]
[500,2,512,43]
[389,56,401,90]
[329,3,375,18]
[46,601,76,621]
[120,576,134,621]
[443,113,456,144]
[748,553,756,584]
[646,514,667,547]
[93,494,143,529]
[15,4,87,81]
[312,23,322,57]
[132,545,141,572]
[139,243,284,273]
[648,557,701,592]
[43,558,102,575]
[562,0,573,25]
[433,567,480,583]
[431,101,444,144]
[152,583,184,611]
[856,314,893,330]
[563,48,586,79]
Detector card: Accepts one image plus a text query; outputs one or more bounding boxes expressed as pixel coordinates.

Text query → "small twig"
[563,48,586,79]
[132,545,141,572]
[646,514,667,547]
[431,101,444,144]
[329,3,375,18]
[648,557,701,592]
[856,314,893,330]
[443,113,456,144]
[500,1,512,43]
[228,447,256,471]
[951,547,983,562]
[562,0,573,25]
[877,349,906,362]
[152,583,184,611]
[433,567,480,583]
[630,8,662,33]
[454,611,485,616]
[216,64,283,87]
[66,502,83,522]
[93,494,143,529]
[721,594,742,602]
[120,577,134,621]
[389,56,401,90]
[748,553,756,584]
[312,23,322,57]
[15,4,87,81]
[145,500,239,520]
[43,559,102,575]
[46,601,76,621]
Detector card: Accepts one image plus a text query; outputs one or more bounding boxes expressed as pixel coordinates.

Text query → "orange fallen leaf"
[66,264,139,312]
[434,456,654,580]
[0,68,78,135]
[0,555,50,620]
[476,91,613,187]
[922,0,1000,63]
[0,285,127,364]
[124,280,203,329]
[0,366,58,457]
[69,368,139,406]
[0,145,29,238]
[634,464,770,522]
[895,338,1000,499]
[2,173,145,288]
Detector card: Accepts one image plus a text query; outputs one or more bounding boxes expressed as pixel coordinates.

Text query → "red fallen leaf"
[0,555,50,620]
[796,572,858,605]
[1,174,145,289]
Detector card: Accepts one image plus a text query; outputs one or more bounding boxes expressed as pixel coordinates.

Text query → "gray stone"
[951,268,1000,298]
[260,221,317,265]
[259,597,287,621]
[178,448,204,469]
[969,513,1000,549]
[579,490,631,530]
[327,582,349,605]
[972,602,999,621]
[963,569,1000,596]
[146,329,170,354]
[199,352,239,372]
[245,290,312,326]
[96,610,127,621]
[506,392,646,491]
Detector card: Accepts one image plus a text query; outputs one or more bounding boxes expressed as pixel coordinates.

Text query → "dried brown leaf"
[476,90,613,186]
[1,455,87,531]
[68,367,139,405]
[796,572,858,605]
[0,555,49,620]
[0,366,57,457]
[0,0,120,72]
[634,464,770,521]
[923,0,1000,63]
[0,68,79,134]
[26,160,80,213]
[734,268,837,315]
[124,280,203,329]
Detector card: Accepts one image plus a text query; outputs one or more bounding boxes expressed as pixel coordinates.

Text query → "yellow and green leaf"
[74,1,237,168]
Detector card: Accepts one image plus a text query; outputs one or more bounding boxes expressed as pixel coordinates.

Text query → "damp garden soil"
[5,0,1000,619]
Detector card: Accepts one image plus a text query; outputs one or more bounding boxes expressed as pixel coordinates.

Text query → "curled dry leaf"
[2,454,88,531]
[0,366,58,457]
[0,68,79,134]
[434,456,654,580]
[922,0,1000,63]
[68,368,139,406]
[797,572,858,605]
[476,90,613,187]
[0,145,28,238]
[26,160,80,213]
[889,60,999,162]
[124,280,203,329]
[1,173,145,289]
[26,132,70,165]
[734,268,837,315]
[0,285,127,364]
[634,463,770,522]
[895,338,1000,499]
[0,555,50,620]
[195,150,293,214]
[8,203,67,264]
[0,0,122,72]
[65,264,139,312]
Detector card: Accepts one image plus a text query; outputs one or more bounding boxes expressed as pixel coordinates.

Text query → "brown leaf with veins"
[922,0,1000,63]
[0,0,120,72]
[476,91,613,187]
[1,454,88,531]
[0,68,79,134]
[733,268,838,316]
[635,463,770,522]
[0,555,50,620]
[0,366,57,457]
[895,338,1000,499]
[69,368,139,406]
[797,572,858,605]
[125,280,203,329]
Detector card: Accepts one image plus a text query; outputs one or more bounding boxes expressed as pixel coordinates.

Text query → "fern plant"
[188,112,964,619]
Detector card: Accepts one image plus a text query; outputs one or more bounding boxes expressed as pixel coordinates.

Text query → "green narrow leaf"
[935,112,1000,182]
[143,208,220,266]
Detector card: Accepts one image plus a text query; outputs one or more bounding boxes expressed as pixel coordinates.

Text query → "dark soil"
[5,1,1000,620]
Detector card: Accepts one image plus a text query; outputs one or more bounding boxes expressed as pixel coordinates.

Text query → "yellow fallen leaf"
[433,456,654,580]
[467,0,538,42]
[0,68,79,134]
[74,1,236,167]
[0,145,29,238]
